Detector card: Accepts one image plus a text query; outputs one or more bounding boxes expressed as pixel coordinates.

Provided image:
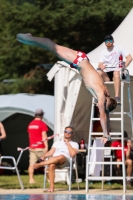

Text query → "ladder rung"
[90,132,122,135]
[88,162,123,164]
[104,82,114,84]
[88,147,122,150]
[92,118,121,121]
[86,177,124,180]
[90,137,126,140]
[110,112,131,115]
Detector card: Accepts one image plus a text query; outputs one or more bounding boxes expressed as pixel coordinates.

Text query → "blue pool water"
[0,194,133,200]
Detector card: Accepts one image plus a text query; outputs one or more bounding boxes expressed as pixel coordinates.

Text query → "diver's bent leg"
[16,33,77,64]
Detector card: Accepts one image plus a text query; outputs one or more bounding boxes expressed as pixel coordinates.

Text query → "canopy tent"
[47,8,133,143]
[0,93,54,130]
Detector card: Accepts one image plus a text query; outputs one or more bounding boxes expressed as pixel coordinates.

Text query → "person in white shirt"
[34,126,79,192]
[97,34,132,104]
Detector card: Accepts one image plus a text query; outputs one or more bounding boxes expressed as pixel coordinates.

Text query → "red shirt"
[27,119,48,149]
[111,140,128,159]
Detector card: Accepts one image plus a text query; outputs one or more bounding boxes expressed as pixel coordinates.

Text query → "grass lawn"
[0,174,125,190]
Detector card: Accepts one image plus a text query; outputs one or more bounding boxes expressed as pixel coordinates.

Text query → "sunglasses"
[105,39,113,43]
[64,130,73,134]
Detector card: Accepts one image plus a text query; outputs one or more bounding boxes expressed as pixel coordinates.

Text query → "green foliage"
[7,0,35,5]
[0,79,41,94]
[0,0,132,94]
[0,65,54,94]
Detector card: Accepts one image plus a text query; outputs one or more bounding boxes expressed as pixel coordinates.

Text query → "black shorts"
[107,71,114,81]
[97,68,114,81]
[106,71,125,81]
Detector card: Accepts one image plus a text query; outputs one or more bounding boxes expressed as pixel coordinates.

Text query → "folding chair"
[0,150,24,190]
[43,156,79,191]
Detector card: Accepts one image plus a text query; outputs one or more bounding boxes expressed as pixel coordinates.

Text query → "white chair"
[43,156,79,191]
[0,150,24,190]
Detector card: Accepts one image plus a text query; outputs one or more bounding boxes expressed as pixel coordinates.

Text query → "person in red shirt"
[27,109,48,184]
[111,131,132,187]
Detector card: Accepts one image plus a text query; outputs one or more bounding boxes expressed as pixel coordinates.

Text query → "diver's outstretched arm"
[16,33,77,64]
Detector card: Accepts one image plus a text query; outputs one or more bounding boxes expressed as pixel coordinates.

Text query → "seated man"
[111,131,133,187]
[34,126,79,192]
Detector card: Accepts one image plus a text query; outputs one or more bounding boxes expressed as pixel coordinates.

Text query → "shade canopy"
[0,93,54,130]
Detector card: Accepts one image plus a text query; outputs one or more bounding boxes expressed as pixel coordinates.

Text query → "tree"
[0,0,132,94]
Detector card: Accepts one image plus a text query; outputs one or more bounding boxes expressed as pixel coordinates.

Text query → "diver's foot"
[16,33,32,45]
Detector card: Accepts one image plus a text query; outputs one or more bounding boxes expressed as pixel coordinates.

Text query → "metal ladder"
[86,74,133,193]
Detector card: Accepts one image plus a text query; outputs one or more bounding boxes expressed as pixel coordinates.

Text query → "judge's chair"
[0,150,24,190]
[43,156,79,191]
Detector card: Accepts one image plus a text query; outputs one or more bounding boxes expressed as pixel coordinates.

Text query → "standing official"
[27,109,48,183]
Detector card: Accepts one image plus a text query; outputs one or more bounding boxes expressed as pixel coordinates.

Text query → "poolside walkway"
[0,188,133,195]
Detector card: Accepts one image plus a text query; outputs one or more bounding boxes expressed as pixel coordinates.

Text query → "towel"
[89,138,104,176]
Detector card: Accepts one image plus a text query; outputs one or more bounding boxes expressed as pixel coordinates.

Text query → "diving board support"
[86,78,133,193]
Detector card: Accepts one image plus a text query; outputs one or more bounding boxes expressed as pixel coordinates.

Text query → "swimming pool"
[0,194,132,200]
